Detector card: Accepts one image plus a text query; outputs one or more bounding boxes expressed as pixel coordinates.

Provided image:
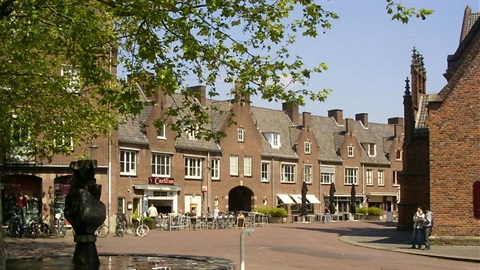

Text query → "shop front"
[133,177,182,216]
[1,175,42,226]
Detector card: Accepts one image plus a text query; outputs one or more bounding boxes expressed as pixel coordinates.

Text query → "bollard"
[240,228,254,270]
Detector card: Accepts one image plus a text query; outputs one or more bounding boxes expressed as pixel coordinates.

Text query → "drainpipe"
[108,138,112,230]
[271,158,274,208]
[362,164,365,207]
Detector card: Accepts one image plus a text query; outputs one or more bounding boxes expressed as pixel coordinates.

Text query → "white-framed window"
[378,170,385,186]
[396,149,402,161]
[211,159,220,180]
[184,157,202,179]
[157,123,166,139]
[304,164,313,184]
[261,161,270,182]
[152,153,171,177]
[281,163,296,183]
[186,125,199,140]
[120,149,137,176]
[347,145,354,157]
[393,170,399,186]
[320,165,335,184]
[230,155,239,176]
[264,132,281,149]
[237,128,244,142]
[304,141,311,154]
[53,121,74,151]
[366,169,373,186]
[344,167,358,185]
[61,66,80,93]
[368,143,376,157]
[244,156,252,177]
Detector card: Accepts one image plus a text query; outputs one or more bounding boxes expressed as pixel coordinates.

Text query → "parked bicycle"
[24,216,50,238]
[135,216,149,237]
[95,223,109,238]
[53,213,67,238]
[115,213,127,237]
[6,213,24,238]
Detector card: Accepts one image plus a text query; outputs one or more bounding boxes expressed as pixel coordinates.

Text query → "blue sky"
[222,0,480,124]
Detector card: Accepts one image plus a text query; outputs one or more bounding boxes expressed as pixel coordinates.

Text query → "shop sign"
[148,177,174,185]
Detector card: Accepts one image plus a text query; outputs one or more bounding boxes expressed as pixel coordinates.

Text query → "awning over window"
[133,184,182,192]
[290,194,302,204]
[368,192,397,197]
[277,194,295,204]
[306,194,321,204]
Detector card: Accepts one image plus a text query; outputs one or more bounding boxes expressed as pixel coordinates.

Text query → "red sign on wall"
[148,177,174,185]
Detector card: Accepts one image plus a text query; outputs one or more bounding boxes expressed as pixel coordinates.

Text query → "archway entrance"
[228,186,254,212]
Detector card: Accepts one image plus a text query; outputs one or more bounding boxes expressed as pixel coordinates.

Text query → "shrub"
[269,207,287,217]
[356,207,368,215]
[368,207,383,216]
[131,215,155,223]
[254,207,270,215]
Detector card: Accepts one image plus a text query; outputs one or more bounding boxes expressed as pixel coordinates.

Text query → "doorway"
[228,186,254,212]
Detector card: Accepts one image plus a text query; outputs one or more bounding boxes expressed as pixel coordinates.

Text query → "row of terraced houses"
[1,6,478,243]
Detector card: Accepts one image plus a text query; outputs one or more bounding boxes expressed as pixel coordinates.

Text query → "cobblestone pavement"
[4,221,480,269]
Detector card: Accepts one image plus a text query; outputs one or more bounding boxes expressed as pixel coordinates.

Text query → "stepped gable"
[250,106,298,159]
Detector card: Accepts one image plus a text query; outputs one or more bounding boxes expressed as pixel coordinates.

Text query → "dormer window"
[157,123,166,139]
[265,132,281,149]
[237,128,244,142]
[186,125,199,140]
[61,66,80,94]
[304,141,311,154]
[396,149,402,160]
[347,145,354,157]
[368,143,376,157]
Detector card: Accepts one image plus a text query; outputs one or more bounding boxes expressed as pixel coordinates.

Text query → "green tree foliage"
[0,0,432,160]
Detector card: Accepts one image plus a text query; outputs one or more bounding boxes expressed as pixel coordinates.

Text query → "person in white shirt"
[411,207,424,249]
[147,204,158,219]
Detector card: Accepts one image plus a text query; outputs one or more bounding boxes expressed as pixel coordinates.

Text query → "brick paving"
[4,221,480,269]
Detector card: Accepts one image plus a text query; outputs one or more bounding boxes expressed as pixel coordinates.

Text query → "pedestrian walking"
[147,204,158,219]
[411,207,424,249]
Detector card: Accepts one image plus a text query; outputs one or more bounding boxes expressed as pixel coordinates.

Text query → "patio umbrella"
[301,180,308,217]
[350,184,356,215]
[328,182,336,215]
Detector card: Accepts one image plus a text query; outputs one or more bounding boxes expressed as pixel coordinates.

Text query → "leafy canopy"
[0,0,432,160]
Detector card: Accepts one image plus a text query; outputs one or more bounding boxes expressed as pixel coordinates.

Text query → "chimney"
[302,112,311,130]
[328,109,344,125]
[188,85,206,107]
[282,102,299,125]
[388,117,404,125]
[355,113,368,128]
[346,118,354,134]
[234,80,250,105]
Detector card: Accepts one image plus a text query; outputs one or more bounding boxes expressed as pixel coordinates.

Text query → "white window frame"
[152,153,171,177]
[211,159,220,180]
[261,161,270,182]
[265,132,281,149]
[61,66,80,93]
[320,165,335,184]
[347,145,354,157]
[230,155,239,176]
[304,141,311,154]
[157,123,166,139]
[378,170,385,186]
[184,157,202,179]
[396,149,402,161]
[368,143,376,157]
[393,170,399,186]
[244,156,252,177]
[237,128,244,142]
[344,167,358,185]
[120,149,137,176]
[304,164,313,184]
[366,169,373,186]
[186,125,199,140]
[281,163,296,183]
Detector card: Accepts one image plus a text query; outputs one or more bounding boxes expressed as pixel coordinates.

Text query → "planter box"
[269,217,286,223]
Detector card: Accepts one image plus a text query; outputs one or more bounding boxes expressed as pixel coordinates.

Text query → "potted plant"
[366,207,384,221]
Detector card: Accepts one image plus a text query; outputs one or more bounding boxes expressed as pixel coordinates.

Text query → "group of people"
[411,206,433,250]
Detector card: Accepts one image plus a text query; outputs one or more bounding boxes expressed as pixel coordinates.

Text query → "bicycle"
[53,213,67,238]
[95,223,109,238]
[135,216,149,237]
[115,213,127,237]
[24,216,50,238]
[6,213,24,238]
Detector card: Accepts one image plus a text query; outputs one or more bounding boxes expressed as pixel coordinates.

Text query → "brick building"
[398,6,480,243]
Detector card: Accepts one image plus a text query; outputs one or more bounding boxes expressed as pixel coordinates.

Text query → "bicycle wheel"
[95,224,108,238]
[115,224,123,237]
[136,225,149,237]
[39,223,51,238]
[59,224,66,238]
[26,223,38,238]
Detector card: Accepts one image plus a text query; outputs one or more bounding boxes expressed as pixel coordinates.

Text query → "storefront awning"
[368,192,397,197]
[306,194,321,204]
[277,194,295,204]
[289,194,302,204]
[133,184,182,192]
